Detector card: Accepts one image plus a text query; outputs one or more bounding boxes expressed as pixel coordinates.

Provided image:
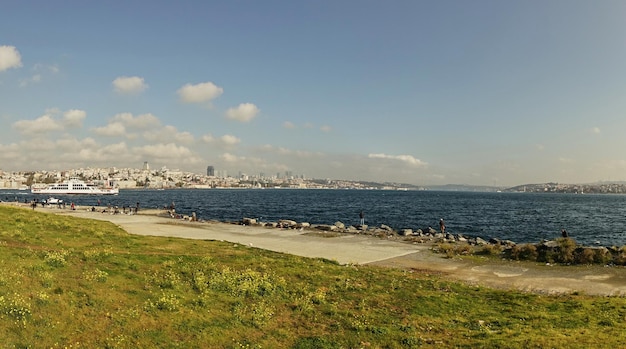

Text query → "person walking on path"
[359,211,365,226]
[439,218,446,234]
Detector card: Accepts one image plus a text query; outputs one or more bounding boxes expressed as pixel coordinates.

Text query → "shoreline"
[4,202,626,296]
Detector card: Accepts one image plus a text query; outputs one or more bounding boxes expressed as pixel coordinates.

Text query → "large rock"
[474,237,488,245]
[380,224,393,232]
[542,240,559,248]
[296,222,311,229]
[279,219,297,228]
[315,224,337,232]
[346,226,359,233]
[242,217,257,225]
[489,238,501,245]
[400,229,413,236]
[334,221,345,229]
[502,240,516,248]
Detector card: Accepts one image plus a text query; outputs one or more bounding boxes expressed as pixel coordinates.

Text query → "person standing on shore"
[439,218,446,234]
[359,211,365,226]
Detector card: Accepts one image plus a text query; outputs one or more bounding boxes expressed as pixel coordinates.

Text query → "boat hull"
[30,177,119,195]
[31,188,119,195]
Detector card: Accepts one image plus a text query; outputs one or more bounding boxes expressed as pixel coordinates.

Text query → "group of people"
[29,198,75,210]
[92,202,140,215]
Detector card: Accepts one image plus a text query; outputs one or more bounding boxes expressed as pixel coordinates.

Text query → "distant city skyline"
[2,1,626,187]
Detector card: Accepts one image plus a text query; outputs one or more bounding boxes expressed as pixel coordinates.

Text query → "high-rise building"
[143,161,150,171]
[206,165,215,176]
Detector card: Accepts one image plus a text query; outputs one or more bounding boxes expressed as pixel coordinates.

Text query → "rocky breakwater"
[239,217,487,245]
[239,216,626,266]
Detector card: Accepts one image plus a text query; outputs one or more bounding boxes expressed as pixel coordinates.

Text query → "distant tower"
[143,161,150,171]
[206,165,215,176]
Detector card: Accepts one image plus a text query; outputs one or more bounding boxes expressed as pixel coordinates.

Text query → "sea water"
[5,189,626,247]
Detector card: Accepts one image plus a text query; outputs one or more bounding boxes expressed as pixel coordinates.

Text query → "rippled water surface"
[6,189,626,246]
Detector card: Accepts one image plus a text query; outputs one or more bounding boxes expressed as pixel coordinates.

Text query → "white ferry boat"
[31,177,119,195]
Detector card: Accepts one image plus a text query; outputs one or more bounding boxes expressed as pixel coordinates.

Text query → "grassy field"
[1,205,626,348]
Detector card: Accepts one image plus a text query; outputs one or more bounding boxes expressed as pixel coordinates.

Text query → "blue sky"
[2,1,626,186]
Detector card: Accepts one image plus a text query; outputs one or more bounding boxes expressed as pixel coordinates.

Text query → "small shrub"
[82,247,113,261]
[454,244,473,256]
[0,293,32,324]
[435,244,456,258]
[574,248,595,264]
[613,246,626,265]
[84,268,109,282]
[556,238,576,263]
[479,244,503,256]
[35,292,50,305]
[208,267,286,298]
[594,248,612,264]
[191,270,209,293]
[44,250,70,267]
[39,271,53,288]
[234,300,275,327]
[147,269,182,289]
[510,244,538,261]
[145,292,180,312]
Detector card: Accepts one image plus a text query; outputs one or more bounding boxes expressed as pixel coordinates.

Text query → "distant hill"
[422,184,502,192]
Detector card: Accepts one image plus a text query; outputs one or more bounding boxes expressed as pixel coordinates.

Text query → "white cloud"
[19,74,41,87]
[220,152,244,162]
[111,112,160,129]
[591,127,601,134]
[142,125,194,144]
[56,137,97,151]
[69,142,133,163]
[63,109,86,128]
[201,133,240,147]
[283,121,296,129]
[112,76,148,94]
[257,144,323,158]
[175,131,195,144]
[177,81,223,103]
[19,63,59,87]
[226,103,259,122]
[33,63,59,74]
[92,122,126,137]
[0,46,22,72]
[320,125,332,132]
[368,153,427,167]
[0,143,21,160]
[134,143,197,161]
[220,134,240,146]
[13,114,62,135]
[12,109,87,135]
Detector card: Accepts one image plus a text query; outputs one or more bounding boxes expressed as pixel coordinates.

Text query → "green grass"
[1,205,626,348]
